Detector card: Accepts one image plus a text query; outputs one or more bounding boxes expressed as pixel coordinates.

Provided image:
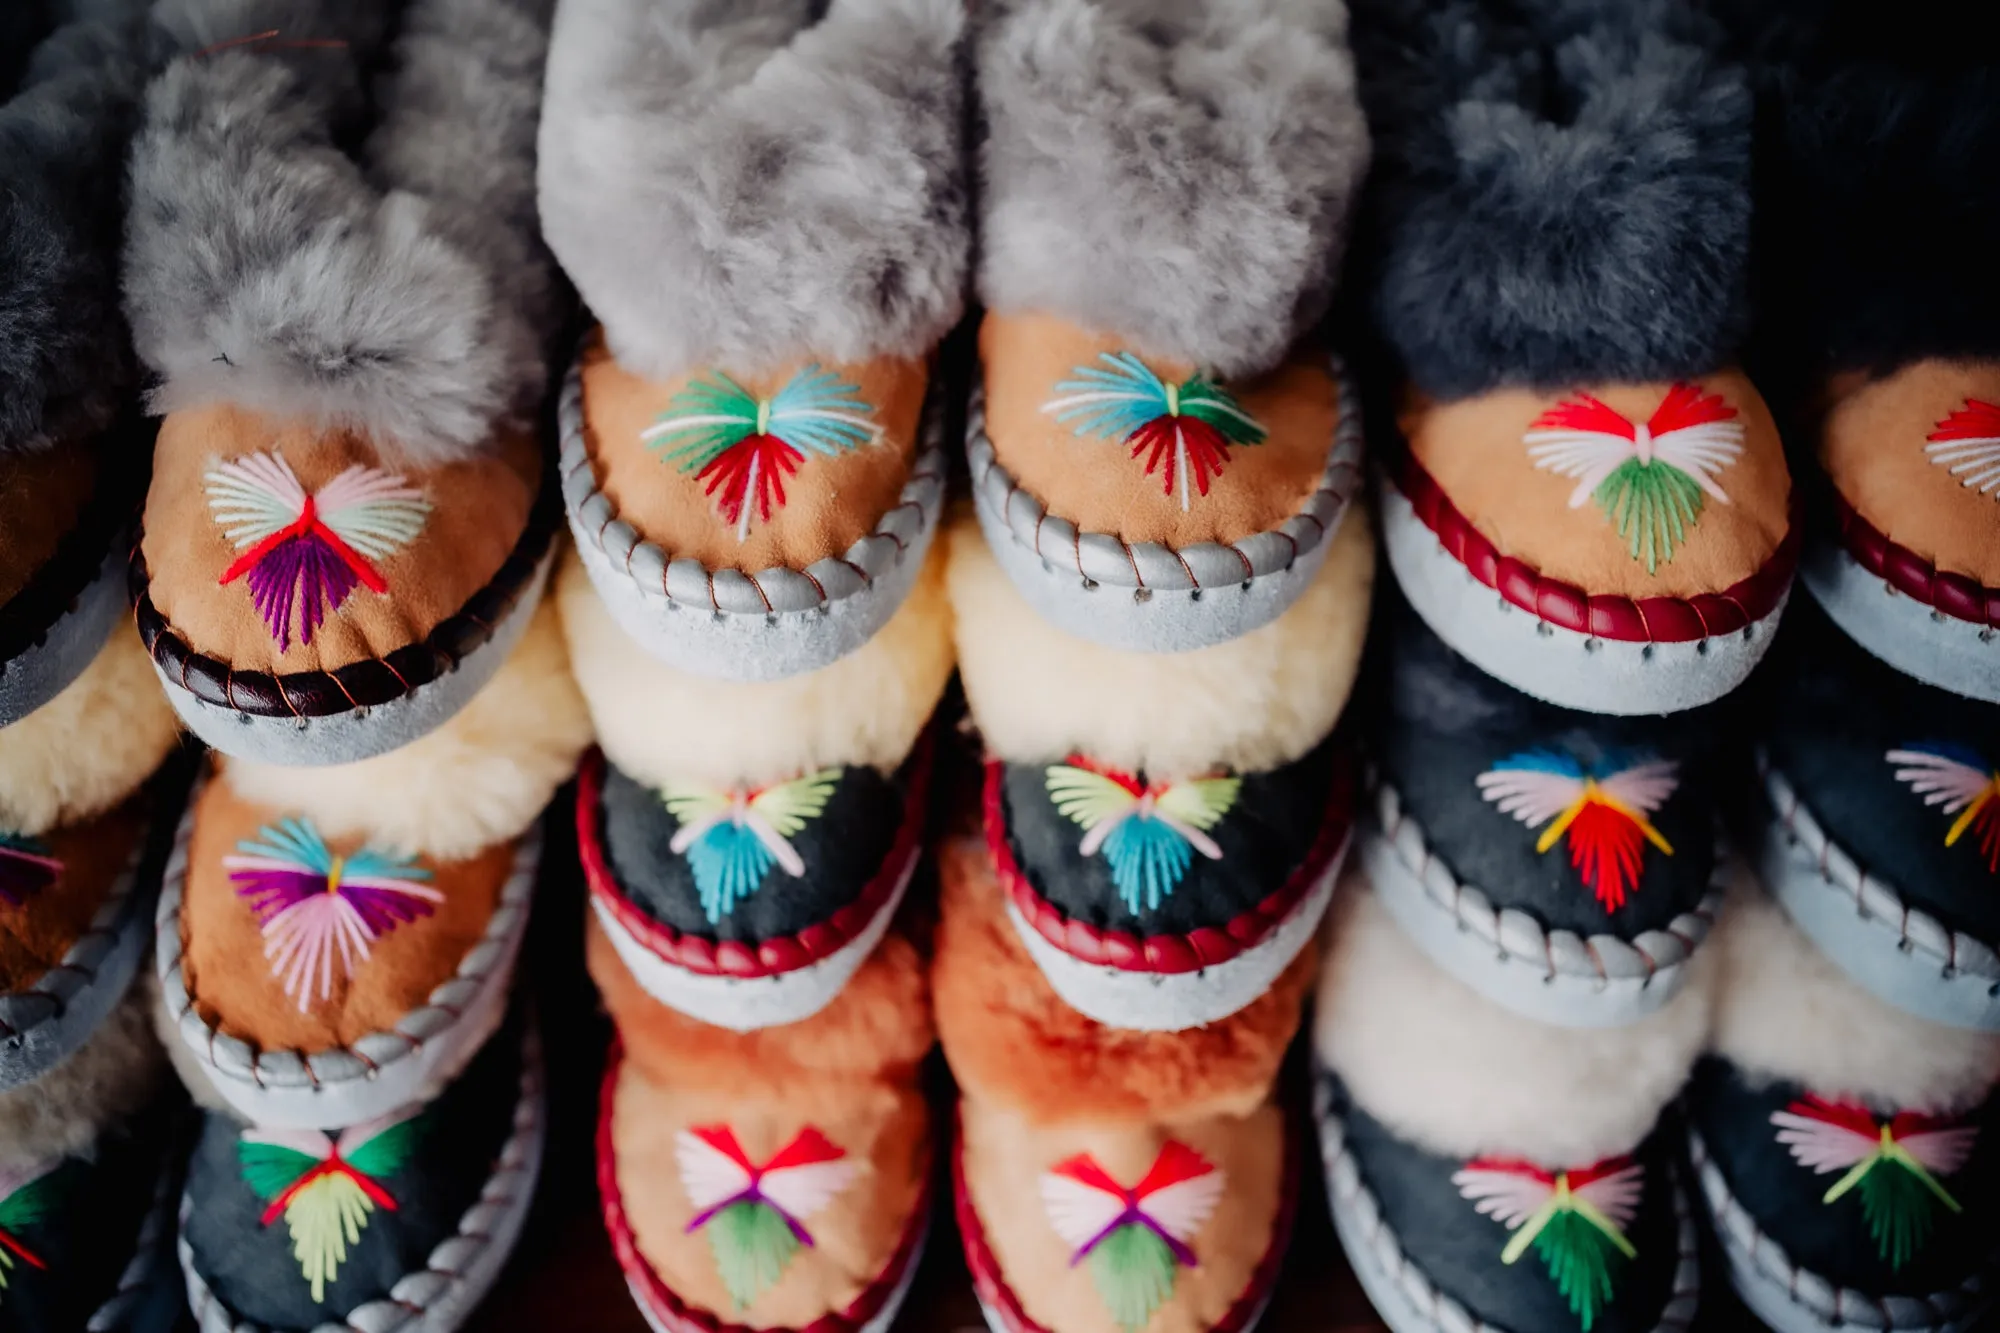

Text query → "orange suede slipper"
[935,837,1311,1333]
[541,2,967,682]
[122,3,565,765]
[1359,0,1794,716]
[967,5,1369,654]
[589,911,934,1333]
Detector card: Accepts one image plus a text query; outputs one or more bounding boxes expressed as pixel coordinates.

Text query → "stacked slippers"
[537,2,966,1328]
[0,9,190,1330]
[938,3,1373,1330]
[120,2,594,1329]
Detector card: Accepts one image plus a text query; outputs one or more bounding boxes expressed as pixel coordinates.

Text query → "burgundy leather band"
[1395,447,1799,643]
[1832,490,2000,628]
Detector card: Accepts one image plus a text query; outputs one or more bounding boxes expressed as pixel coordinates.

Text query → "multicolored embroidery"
[1887,743,2000,873]
[1925,400,2000,497]
[0,832,60,908]
[225,818,442,1012]
[0,1161,60,1302]
[676,1125,858,1311]
[1476,752,1679,912]
[1041,1142,1224,1333]
[1454,1157,1643,1332]
[1772,1096,1977,1270]
[1044,353,1267,512]
[661,771,839,924]
[1525,383,1745,573]
[238,1109,422,1303]
[206,453,430,651]
[644,367,881,541]
[1044,760,1241,916]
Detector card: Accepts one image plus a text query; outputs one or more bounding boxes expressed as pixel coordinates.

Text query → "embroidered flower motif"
[1044,353,1267,513]
[238,1109,423,1303]
[644,367,881,542]
[1925,400,2000,497]
[0,1160,61,1302]
[1476,752,1679,912]
[1525,383,1745,573]
[1044,759,1242,916]
[1453,1156,1643,1332]
[1887,743,2000,872]
[206,453,430,651]
[1772,1096,1977,1270]
[660,770,840,924]
[225,818,443,1012]
[676,1125,858,1311]
[0,832,60,908]
[1041,1142,1224,1333]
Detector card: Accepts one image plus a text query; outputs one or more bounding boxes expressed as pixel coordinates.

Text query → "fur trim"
[1355,0,1750,398]
[539,0,969,382]
[0,4,148,454]
[554,543,953,789]
[123,0,559,465]
[219,599,591,861]
[0,624,181,836]
[588,910,933,1101]
[948,507,1371,777]
[0,988,166,1172]
[1709,889,2000,1117]
[977,0,1367,380]
[1316,875,1716,1166]
[933,836,1309,1124]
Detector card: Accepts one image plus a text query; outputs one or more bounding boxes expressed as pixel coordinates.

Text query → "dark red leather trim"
[1395,448,1800,643]
[597,1040,930,1333]
[952,1098,1301,1333]
[578,734,933,980]
[983,757,1353,976]
[1832,491,2000,628]
[130,462,560,718]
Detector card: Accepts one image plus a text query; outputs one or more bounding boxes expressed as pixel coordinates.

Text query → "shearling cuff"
[976,0,1368,380]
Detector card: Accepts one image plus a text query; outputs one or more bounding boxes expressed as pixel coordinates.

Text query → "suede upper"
[1376,601,1724,938]
[1689,1056,2000,1299]
[0,797,145,998]
[1762,602,2000,944]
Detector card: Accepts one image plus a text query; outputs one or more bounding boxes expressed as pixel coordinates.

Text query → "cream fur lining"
[0,624,181,836]
[948,504,1372,776]
[0,989,167,1172]
[1316,873,1717,1167]
[1710,890,2000,1115]
[222,600,592,861]
[556,543,953,789]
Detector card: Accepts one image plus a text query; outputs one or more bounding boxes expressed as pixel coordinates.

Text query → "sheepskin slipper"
[121,0,565,766]
[1355,0,1793,716]
[1364,598,1728,1028]
[964,0,1369,655]
[1694,892,2000,1333]
[0,759,186,1094]
[1757,601,2000,1031]
[580,736,929,1034]
[0,990,182,1333]
[1738,14,2000,704]
[177,1012,544,1333]
[588,906,935,1333]
[153,768,538,1131]
[981,732,1351,1032]
[0,5,151,729]
[539,0,968,682]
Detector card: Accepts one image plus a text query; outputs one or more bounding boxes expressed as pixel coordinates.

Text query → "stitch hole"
[1535,622,1554,637]
[1132,588,1151,604]
[1696,639,1710,656]
[1081,578,1098,591]
[1189,588,1202,602]
[1584,637,1601,652]
[1641,644,1655,661]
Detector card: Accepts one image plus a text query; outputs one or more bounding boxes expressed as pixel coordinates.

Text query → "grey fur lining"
[124,0,559,466]
[0,2,149,454]
[539,0,969,382]
[976,0,1368,380]
[1354,0,1751,398]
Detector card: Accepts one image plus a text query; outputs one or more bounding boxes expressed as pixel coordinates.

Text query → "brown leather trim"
[0,416,150,666]
[131,459,560,719]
